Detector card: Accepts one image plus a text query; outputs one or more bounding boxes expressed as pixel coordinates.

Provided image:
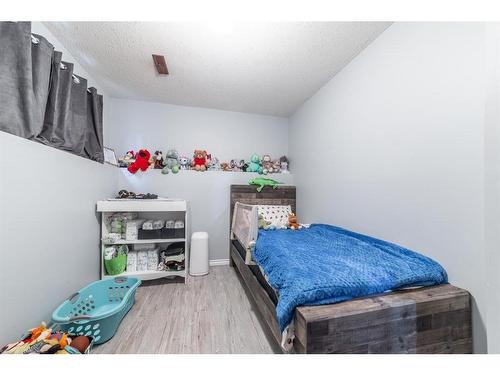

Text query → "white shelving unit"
[97,199,189,283]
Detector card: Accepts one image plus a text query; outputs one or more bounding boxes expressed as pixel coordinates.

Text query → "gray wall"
[289,22,492,353]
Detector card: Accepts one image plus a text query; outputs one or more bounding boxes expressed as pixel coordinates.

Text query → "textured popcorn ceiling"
[44,22,390,117]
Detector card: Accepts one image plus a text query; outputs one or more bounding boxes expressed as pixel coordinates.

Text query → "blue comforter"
[253,224,448,332]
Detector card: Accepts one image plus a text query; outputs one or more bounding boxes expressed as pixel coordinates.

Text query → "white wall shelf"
[97,199,189,283]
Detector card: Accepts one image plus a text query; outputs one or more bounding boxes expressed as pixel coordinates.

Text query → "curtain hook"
[72,75,80,84]
[60,62,67,70]
[30,35,39,44]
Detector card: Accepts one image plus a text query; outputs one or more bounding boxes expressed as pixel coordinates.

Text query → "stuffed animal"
[272,159,281,173]
[162,149,180,174]
[192,150,208,171]
[230,159,245,172]
[178,156,191,170]
[258,214,271,230]
[262,154,273,174]
[246,154,263,174]
[118,150,135,167]
[280,156,289,174]
[127,149,151,174]
[207,155,221,171]
[288,213,300,230]
[153,151,165,169]
[220,162,231,172]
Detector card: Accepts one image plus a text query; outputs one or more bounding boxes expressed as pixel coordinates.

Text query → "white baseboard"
[209,259,230,267]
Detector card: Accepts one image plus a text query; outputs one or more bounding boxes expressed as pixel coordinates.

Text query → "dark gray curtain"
[0,22,53,139]
[85,87,104,162]
[0,21,104,163]
[38,55,89,155]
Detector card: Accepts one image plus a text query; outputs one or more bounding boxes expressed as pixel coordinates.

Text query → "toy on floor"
[207,154,221,171]
[127,149,151,174]
[178,155,191,170]
[0,322,92,354]
[262,154,273,174]
[162,149,180,174]
[153,150,165,169]
[288,213,300,230]
[249,177,282,192]
[246,154,263,174]
[192,149,208,171]
[118,150,135,168]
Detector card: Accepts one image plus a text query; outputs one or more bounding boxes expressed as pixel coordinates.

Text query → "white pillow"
[258,205,292,228]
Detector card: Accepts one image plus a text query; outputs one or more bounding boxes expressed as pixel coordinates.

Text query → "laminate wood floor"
[93,266,279,354]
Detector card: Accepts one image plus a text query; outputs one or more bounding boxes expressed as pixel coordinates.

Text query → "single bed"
[229,184,472,354]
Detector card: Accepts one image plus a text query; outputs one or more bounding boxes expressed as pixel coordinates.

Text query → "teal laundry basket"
[51,277,141,344]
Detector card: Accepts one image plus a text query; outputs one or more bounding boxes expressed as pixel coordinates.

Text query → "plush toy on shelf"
[207,154,221,171]
[118,150,135,168]
[230,159,245,172]
[246,154,263,174]
[162,149,180,174]
[127,149,151,174]
[220,162,231,171]
[288,213,300,230]
[191,149,208,171]
[178,156,191,170]
[272,159,281,173]
[280,156,290,174]
[262,154,274,174]
[258,214,271,230]
[153,151,165,169]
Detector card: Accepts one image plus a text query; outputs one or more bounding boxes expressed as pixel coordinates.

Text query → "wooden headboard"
[230,185,296,225]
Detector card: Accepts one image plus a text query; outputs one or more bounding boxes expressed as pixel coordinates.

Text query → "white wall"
[107,98,289,162]
[0,22,116,344]
[117,169,293,261]
[0,132,117,344]
[108,98,292,261]
[289,22,490,352]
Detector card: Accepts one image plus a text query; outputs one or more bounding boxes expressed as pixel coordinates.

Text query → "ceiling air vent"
[152,54,169,75]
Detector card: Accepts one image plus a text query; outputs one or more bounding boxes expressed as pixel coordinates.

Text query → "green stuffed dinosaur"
[249,177,282,192]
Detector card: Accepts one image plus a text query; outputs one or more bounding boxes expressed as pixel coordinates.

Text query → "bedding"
[253,224,448,332]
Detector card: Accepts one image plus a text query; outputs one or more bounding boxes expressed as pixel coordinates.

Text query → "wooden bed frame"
[229,185,473,354]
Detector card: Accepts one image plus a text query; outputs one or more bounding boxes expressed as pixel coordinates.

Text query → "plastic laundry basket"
[51,277,141,344]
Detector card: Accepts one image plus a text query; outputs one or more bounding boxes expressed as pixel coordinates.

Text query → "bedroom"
[1,0,499,372]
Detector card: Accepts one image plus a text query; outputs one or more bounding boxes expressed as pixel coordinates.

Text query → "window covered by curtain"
[0,21,104,163]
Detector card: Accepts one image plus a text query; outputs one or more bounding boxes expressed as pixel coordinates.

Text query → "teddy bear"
[261,154,274,174]
[191,149,208,171]
[153,151,165,169]
[127,149,151,174]
[178,155,191,170]
[162,149,180,174]
[288,213,300,230]
[246,154,263,174]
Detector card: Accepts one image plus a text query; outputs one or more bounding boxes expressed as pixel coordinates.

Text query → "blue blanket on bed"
[253,224,448,332]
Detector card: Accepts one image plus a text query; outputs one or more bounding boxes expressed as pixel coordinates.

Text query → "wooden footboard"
[230,243,472,354]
